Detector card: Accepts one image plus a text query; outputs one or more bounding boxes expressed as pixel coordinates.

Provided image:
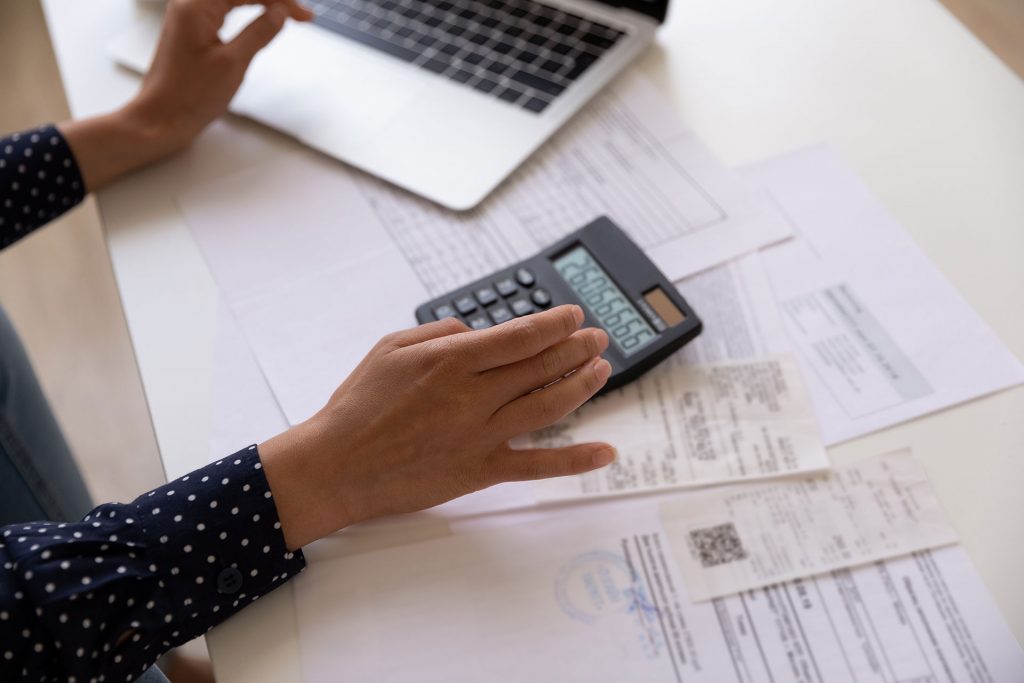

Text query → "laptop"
[115,0,669,209]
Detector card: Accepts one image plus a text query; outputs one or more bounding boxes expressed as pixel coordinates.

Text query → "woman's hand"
[60,0,311,190]
[260,305,616,550]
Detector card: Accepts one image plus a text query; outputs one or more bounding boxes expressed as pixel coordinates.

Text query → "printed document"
[660,450,957,601]
[521,356,828,502]
[747,147,1024,443]
[293,506,1023,682]
[179,73,791,424]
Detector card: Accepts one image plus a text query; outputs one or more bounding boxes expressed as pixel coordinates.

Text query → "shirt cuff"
[6,445,304,680]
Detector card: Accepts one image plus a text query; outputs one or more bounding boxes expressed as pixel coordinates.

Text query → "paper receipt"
[523,356,829,502]
[660,449,958,601]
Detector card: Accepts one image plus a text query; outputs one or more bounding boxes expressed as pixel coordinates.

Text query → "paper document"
[350,72,791,289]
[660,450,958,601]
[294,507,1023,682]
[521,356,828,502]
[746,147,1024,443]
[180,73,791,424]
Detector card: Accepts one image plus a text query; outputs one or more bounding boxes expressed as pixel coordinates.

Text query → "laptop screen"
[599,0,669,23]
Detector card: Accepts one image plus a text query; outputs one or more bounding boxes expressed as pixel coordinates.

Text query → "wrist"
[58,102,191,191]
[259,418,359,550]
[115,97,194,160]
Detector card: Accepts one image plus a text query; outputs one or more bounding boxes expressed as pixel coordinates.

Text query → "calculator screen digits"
[552,246,658,356]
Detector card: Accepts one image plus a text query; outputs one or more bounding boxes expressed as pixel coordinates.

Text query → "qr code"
[690,523,748,568]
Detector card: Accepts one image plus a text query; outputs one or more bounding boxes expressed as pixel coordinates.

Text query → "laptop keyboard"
[304,0,625,114]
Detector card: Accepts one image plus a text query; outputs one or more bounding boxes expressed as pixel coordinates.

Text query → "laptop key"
[497,87,525,104]
[523,97,550,113]
[509,70,565,97]
[581,31,617,50]
[539,58,563,73]
[565,52,598,80]
[422,58,449,74]
[473,78,498,93]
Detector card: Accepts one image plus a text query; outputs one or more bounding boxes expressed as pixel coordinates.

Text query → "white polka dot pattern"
[0,126,86,250]
[0,446,306,682]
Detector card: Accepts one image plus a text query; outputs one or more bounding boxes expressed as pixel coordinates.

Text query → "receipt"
[661,449,958,601]
[523,356,828,501]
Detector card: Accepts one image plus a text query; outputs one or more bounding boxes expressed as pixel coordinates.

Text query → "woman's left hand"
[60,0,312,190]
[129,0,313,156]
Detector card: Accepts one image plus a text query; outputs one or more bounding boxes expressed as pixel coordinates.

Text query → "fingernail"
[592,446,616,467]
[592,357,611,381]
[572,305,584,325]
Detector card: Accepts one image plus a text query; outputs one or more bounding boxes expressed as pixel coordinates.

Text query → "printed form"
[179,72,791,424]
[660,450,958,601]
[293,504,1023,682]
[747,147,1024,443]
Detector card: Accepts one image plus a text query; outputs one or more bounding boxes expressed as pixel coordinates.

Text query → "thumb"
[486,443,616,484]
[229,3,289,65]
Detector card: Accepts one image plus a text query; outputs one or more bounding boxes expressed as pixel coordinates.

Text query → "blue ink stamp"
[554,550,655,623]
[554,550,665,659]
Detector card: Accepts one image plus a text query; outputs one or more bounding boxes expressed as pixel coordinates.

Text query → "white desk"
[41,0,1024,680]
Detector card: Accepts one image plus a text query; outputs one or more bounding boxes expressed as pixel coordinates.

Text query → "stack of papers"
[174,71,1024,680]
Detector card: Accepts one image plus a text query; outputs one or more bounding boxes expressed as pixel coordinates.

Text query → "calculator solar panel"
[303,0,625,114]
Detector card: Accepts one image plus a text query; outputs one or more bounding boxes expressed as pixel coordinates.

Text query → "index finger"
[460,305,585,371]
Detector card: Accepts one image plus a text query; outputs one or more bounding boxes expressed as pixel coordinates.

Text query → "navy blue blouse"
[0,127,307,682]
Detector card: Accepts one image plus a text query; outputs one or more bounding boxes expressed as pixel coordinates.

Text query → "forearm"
[57,101,189,193]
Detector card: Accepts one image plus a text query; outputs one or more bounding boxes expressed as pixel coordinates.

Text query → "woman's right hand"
[260,305,614,550]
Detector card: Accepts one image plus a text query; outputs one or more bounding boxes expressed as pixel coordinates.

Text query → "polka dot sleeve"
[0,445,306,683]
[0,125,86,250]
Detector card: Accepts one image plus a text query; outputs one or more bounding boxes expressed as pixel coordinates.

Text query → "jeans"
[0,306,171,683]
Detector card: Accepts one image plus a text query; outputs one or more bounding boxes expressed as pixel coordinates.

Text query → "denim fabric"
[0,306,93,524]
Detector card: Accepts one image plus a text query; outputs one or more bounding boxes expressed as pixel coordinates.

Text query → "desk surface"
[41,0,1024,680]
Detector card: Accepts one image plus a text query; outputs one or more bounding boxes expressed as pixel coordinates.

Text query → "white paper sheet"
[746,146,1024,444]
[293,506,1023,682]
[520,356,828,502]
[208,305,289,458]
[180,73,792,424]
[660,449,958,601]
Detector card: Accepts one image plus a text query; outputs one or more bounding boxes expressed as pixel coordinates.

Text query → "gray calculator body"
[415,216,702,393]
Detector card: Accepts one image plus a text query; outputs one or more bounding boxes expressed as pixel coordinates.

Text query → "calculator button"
[495,277,518,297]
[515,268,536,287]
[475,287,499,306]
[433,303,457,320]
[467,314,491,330]
[510,298,535,317]
[489,305,514,324]
[530,288,552,308]
[454,295,477,315]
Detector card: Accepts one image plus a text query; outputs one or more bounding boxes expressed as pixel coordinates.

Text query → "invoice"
[293,502,1022,682]
[748,147,1024,443]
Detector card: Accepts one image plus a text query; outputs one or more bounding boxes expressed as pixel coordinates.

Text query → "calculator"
[415,216,702,394]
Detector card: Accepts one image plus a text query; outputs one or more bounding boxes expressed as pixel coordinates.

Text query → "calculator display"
[553,246,658,356]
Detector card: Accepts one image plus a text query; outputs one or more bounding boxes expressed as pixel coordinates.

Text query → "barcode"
[690,523,748,568]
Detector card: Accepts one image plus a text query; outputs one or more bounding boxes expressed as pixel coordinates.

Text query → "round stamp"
[554,550,656,625]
